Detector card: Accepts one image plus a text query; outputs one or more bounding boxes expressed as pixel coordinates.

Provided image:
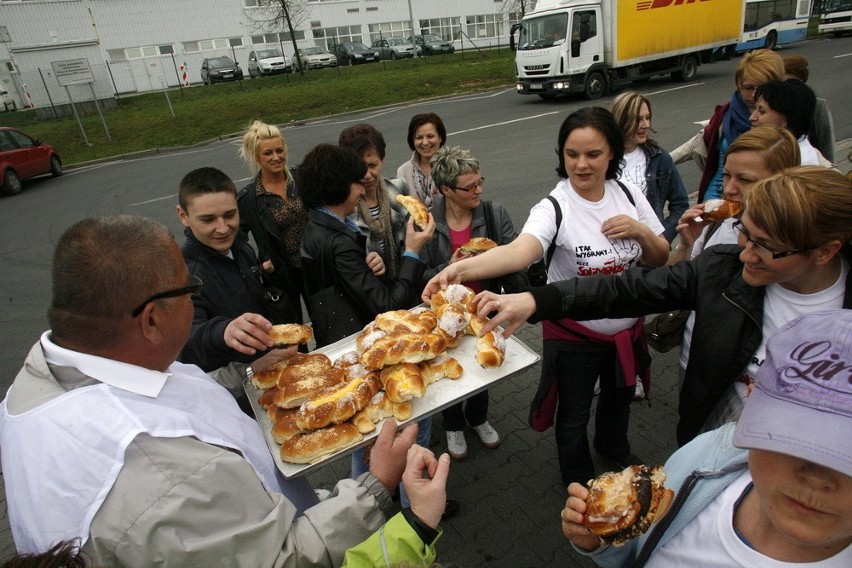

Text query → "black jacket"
[528,244,852,445]
[237,172,304,323]
[179,228,270,371]
[301,209,426,346]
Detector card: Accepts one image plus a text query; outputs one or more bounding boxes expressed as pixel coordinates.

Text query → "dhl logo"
[636,0,713,10]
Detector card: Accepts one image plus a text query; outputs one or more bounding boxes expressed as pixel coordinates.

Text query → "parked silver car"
[247,49,292,77]
[408,34,456,56]
[294,46,337,70]
[371,37,416,60]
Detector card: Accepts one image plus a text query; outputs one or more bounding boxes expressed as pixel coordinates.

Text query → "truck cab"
[513,2,605,99]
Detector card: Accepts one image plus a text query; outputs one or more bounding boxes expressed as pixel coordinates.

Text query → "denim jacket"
[642,144,689,243]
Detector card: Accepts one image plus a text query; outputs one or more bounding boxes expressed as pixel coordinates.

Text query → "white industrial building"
[0,0,525,110]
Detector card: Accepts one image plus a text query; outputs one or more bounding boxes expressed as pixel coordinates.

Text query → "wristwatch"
[244,365,254,383]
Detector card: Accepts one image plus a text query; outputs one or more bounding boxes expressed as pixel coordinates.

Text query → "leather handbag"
[644,310,690,353]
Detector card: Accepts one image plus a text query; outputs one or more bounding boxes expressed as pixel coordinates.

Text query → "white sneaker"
[593,379,601,396]
[446,431,468,460]
[472,421,501,449]
[634,379,646,400]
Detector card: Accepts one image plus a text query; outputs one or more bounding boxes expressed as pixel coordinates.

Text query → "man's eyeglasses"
[732,221,810,260]
[131,274,203,317]
[450,177,485,192]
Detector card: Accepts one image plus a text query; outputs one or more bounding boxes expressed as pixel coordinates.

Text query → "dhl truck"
[510,0,744,100]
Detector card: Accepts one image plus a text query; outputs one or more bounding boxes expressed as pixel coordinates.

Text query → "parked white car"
[1,89,16,112]
[247,49,292,77]
[294,46,337,70]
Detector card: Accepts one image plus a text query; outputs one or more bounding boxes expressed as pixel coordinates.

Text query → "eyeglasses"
[131,274,203,317]
[732,221,810,260]
[450,177,485,192]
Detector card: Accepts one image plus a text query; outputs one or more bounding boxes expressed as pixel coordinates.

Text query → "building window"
[316,25,363,50]
[418,17,461,41]
[368,21,412,43]
[466,14,504,39]
[116,44,176,61]
[251,31,304,46]
[229,37,243,47]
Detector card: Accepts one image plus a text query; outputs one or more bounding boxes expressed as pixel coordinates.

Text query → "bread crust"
[295,373,382,430]
[395,194,429,229]
[374,309,437,335]
[274,354,345,409]
[701,199,743,222]
[268,323,313,347]
[379,363,427,402]
[430,284,476,313]
[360,332,447,370]
[352,391,413,434]
[279,422,363,464]
[418,354,464,385]
[459,237,497,255]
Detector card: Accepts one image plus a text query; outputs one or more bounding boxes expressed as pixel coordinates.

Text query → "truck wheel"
[673,55,698,82]
[764,31,777,50]
[583,71,606,100]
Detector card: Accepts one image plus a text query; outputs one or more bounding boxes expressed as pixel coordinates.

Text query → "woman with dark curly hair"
[299,144,435,347]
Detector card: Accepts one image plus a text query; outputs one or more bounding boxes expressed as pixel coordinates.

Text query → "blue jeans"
[544,339,635,486]
[351,416,432,508]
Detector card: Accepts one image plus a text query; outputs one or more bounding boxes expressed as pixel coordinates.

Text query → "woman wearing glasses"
[421,145,526,461]
[423,109,669,486]
[462,166,852,448]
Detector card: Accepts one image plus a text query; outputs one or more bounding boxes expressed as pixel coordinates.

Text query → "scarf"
[357,178,400,278]
[722,91,752,146]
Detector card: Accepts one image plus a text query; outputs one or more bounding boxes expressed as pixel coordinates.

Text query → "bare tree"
[500,0,532,20]
[244,0,310,75]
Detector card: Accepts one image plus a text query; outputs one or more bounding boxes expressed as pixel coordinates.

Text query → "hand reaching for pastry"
[368,420,419,495]
[403,445,451,529]
[473,291,537,338]
[224,313,274,355]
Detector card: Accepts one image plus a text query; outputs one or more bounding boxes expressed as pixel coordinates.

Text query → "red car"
[0,127,62,196]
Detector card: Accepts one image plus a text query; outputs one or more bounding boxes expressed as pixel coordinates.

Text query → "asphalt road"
[0,35,850,562]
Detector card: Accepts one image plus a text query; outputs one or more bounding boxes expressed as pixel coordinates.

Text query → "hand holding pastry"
[224,312,274,355]
[474,291,537,338]
[562,483,603,552]
[404,215,435,254]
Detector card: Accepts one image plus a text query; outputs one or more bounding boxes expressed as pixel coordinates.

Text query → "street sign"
[51,58,95,86]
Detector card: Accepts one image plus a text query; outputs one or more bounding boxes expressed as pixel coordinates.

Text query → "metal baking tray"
[245,331,541,478]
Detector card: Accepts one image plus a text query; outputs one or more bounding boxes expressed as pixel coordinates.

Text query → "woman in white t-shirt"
[423,107,669,486]
[610,91,688,244]
[668,126,800,430]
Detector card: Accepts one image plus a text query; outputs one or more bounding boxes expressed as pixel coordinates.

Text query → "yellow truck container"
[511,0,744,99]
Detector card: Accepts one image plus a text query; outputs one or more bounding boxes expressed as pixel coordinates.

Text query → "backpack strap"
[543,195,562,269]
[614,179,636,206]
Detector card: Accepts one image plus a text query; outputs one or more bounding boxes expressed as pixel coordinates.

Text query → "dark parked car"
[408,34,456,56]
[0,127,62,196]
[247,49,292,77]
[332,42,380,66]
[371,37,416,60]
[200,57,244,84]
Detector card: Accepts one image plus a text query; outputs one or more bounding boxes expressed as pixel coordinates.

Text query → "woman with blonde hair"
[238,119,307,323]
[671,48,785,202]
[610,91,688,243]
[453,166,852,447]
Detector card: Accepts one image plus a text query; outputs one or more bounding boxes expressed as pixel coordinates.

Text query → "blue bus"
[736,0,813,51]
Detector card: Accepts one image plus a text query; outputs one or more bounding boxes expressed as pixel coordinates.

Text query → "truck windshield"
[518,13,569,50]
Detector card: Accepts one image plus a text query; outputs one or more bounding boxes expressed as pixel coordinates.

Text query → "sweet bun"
[374,309,438,335]
[459,237,497,255]
[274,354,345,409]
[430,284,476,313]
[468,318,506,368]
[252,360,288,390]
[700,199,743,222]
[270,406,302,443]
[360,332,447,370]
[352,391,413,434]
[268,323,313,347]
[583,465,674,547]
[418,354,464,385]
[395,194,429,229]
[434,303,471,348]
[355,322,388,354]
[379,363,427,402]
[295,373,382,430]
[258,386,280,409]
[279,422,363,464]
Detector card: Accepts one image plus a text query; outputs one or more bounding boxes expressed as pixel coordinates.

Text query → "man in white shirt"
[0,215,417,566]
